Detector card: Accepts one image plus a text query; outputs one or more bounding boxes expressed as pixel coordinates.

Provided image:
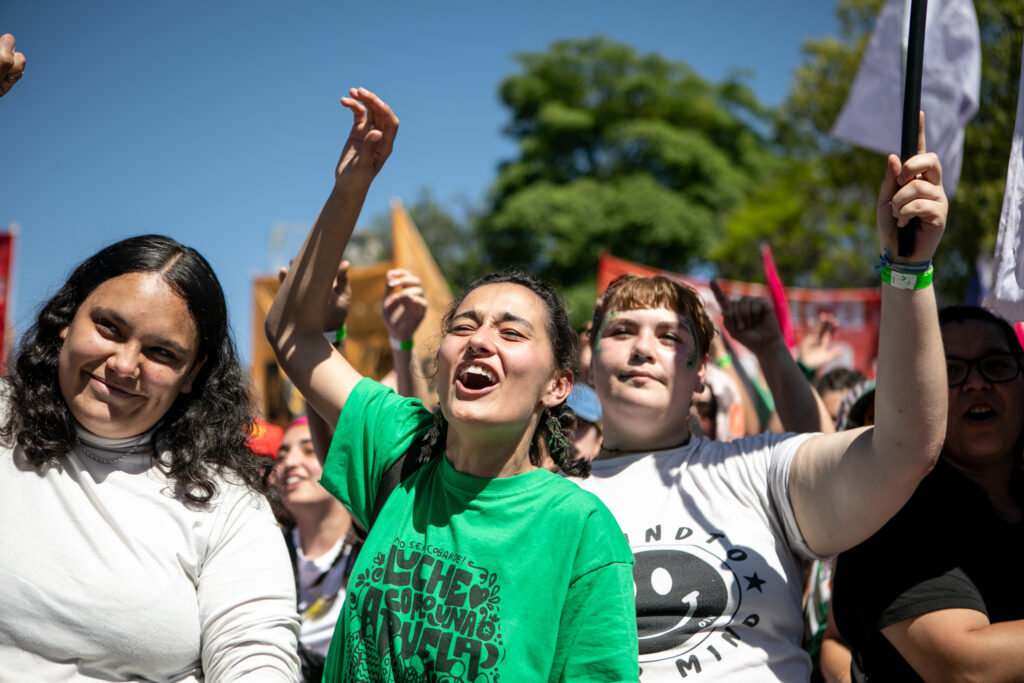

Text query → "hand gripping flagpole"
[898,0,928,257]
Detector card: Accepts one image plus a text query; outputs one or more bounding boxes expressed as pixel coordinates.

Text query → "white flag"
[983,42,1024,320]
[831,0,981,198]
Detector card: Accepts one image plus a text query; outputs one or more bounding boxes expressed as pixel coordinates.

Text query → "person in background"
[832,305,1024,682]
[272,417,362,681]
[817,368,870,427]
[566,383,603,462]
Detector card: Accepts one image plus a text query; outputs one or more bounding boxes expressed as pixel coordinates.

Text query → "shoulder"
[547,474,633,562]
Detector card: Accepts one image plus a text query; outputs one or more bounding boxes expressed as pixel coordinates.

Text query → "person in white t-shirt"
[575,122,949,681]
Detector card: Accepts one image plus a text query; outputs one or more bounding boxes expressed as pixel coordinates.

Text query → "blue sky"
[1,1,839,364]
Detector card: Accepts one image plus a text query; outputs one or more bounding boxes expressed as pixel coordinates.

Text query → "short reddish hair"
[591,274,715,358]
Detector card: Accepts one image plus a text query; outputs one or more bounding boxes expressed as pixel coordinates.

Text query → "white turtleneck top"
[0,426,301,682]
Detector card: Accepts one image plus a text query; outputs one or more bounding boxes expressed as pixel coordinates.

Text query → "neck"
[291,501,352,559]
[598,420,691,459]
[445,421,538,478]
[945,454,1022,523]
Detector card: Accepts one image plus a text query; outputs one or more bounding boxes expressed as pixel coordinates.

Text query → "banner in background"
[597,254,882,375]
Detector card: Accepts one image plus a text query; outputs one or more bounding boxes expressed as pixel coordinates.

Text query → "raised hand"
[381,269,427,343]
[797,312,842,372]
[279,260,352,333]
[877,111,947,264]
[0,34,26,98]
[710,280,783,353]
[335,87,399,186]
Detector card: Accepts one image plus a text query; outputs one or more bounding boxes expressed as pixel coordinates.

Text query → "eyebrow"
[452,309,536,332]
[92,306,192,356]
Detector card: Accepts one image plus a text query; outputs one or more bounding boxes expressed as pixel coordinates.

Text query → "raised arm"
[789,115,947,556]
[381,268,429,401]
[265,88,398,428]
[711,280,832,434]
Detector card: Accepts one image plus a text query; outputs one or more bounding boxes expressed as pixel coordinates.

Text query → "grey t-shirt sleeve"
[767,432,826,561]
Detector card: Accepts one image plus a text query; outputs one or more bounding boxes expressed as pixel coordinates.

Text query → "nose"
[959,362,992,390]
[107,343,142,378]
[467,326,495,357]
[630,328,656,363]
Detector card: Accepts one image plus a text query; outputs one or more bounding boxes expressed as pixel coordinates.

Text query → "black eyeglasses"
[945,353,1022,387]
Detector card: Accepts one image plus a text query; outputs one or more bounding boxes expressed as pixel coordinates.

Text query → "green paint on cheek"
[593,310,618,356]
[683,318,699,368]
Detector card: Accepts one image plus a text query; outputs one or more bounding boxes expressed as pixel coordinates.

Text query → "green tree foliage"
[360,188,481,289]
[477,37,779,320]
[718,0,1023,302]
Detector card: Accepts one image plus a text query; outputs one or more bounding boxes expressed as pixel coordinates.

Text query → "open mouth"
[964,404,997,423]
[456,364,498,391]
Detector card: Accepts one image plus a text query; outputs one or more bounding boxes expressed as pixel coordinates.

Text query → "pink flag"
[760,243,796,350]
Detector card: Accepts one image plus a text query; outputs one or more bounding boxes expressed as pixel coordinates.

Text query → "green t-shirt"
[320,378,638,682]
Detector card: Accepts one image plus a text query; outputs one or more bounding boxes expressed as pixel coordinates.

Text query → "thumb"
[877,154,901,207]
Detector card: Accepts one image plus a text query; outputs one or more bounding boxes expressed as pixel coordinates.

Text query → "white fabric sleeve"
[198,487,301,682]
[767,432,828,562]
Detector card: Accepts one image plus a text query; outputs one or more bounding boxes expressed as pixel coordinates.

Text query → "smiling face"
[942,319,1024,471]
[57,272,203,439]
[591,306,706,449]
[271,422,332,512]
[437,282,570,438]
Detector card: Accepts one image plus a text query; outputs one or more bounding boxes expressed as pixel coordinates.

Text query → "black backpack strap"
[365,418,446,532]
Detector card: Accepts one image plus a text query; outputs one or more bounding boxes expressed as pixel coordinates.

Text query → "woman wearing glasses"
[831,305,1024,682]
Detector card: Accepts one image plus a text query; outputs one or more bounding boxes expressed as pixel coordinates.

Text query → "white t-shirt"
[0,428,301,682]
[574,431,820,682]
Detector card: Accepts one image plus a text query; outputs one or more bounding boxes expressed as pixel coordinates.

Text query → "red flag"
[0,230,14,370]
[760,243,796,349]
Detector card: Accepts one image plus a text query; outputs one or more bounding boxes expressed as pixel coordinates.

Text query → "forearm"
[391,349,415,399]
[885,614,1024,683]
[871,284,945,476]
[266,183,368,348]
[754,340,823,434]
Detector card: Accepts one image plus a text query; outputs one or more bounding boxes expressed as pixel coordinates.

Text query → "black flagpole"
[898,0,928,257]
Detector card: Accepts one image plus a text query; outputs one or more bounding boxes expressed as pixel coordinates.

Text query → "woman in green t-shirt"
[267,88,639,682]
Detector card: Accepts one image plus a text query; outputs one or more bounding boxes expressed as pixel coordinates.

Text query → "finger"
[917,110,926,156]
[891,179,946,221]
[340,95,366,126]
[877,154,902,208]
[334,260,350,290]
[709,280,731,315]
[357,87,399,160]
[0,34,14,79]
[897,152,942,187]
[893,198,947,229]
[277,267,287,284]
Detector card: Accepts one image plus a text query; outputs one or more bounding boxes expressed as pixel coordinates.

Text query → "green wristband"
[715,356,733,368]
[881,266,933,290]
[389,336,413,352]
[324,326,346,345]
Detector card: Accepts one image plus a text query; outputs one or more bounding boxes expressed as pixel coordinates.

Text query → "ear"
[179,356,208,395]
[59,327,69,340]
[542,369,573,408]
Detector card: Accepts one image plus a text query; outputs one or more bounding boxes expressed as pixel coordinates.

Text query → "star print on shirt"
[744,573,766,592]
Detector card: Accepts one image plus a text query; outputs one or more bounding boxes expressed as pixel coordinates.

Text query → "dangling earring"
[419,408,445,463]
[546,409,571,463]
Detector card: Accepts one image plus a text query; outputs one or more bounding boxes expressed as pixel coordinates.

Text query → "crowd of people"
[2,31,1022,683]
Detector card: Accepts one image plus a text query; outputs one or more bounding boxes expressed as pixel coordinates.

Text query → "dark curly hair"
[1,234,271,509]
[439,268,589,478]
